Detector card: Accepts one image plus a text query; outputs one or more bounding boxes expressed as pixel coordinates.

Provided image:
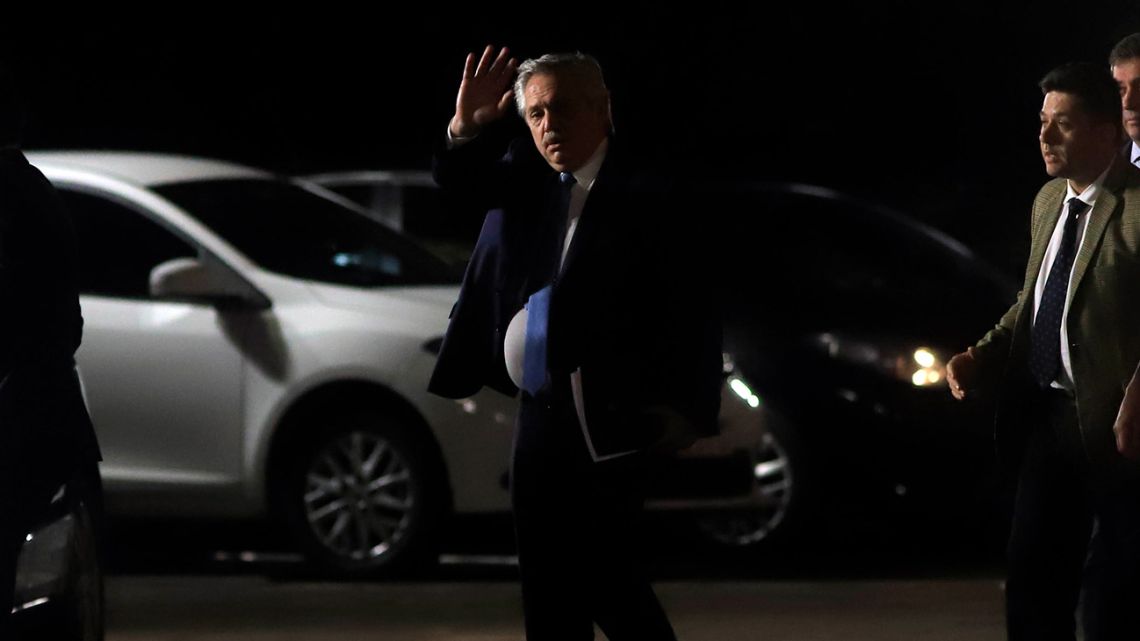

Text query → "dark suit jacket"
[428,127,722,457]
[972,154,1140,477]
[0,148,99,511]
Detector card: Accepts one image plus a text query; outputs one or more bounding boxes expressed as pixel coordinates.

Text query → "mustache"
[542,132,563,145]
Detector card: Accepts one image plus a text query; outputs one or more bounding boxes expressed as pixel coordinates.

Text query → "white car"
[26,152,780,576]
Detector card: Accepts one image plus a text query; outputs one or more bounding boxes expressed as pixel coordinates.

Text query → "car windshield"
[155,179,461,287]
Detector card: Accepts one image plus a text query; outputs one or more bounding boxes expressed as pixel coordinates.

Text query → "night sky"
[5,3,1140,274]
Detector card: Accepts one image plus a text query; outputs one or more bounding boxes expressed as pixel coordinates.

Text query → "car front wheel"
[695,408,809,551]
[278,410,447,577]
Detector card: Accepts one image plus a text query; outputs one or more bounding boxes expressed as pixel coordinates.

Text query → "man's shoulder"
[1034,177,1067,198]
[1118,160,1140,194]
[1032,177,1067,211]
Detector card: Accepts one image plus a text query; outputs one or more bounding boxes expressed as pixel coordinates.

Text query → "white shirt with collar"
[1131,141,1140,169]
[1031,164,1111,391]
[559,139,607,267]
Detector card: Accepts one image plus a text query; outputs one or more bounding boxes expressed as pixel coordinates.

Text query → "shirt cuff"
[446,122,476,149]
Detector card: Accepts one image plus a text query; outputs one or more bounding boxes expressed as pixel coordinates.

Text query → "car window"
[326,184,386,212]
[714,188,1009,332]
[59,189,198,299]
[321,181,481,266]
[156,179,461,287]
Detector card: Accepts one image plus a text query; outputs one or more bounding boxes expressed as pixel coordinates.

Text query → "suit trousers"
[511,386,676,641]
[1005,389,1140,641]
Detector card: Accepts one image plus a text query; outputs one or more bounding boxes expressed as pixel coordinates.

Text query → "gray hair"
[513,52,608,117]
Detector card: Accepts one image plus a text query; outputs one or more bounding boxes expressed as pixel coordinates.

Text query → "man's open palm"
[451,45,518,138]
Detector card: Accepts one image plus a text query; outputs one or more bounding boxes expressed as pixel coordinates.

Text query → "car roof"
[303,169,434,187]
[25,151,274,188]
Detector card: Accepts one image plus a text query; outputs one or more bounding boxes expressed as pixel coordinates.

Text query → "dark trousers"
[1006,390,1140,641]
[511,388,676,641]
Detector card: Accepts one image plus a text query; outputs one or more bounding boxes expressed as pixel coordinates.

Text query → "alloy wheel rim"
[697,431,793,546]
[303,431,415,563]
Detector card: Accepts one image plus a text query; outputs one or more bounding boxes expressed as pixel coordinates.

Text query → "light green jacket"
[974,154,1140,475]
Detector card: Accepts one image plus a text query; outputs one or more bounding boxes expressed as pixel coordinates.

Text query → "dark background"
[5,3,1140,275]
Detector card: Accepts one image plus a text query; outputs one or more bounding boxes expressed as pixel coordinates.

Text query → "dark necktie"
[521,172,576,395]
[1029,197,1090,388]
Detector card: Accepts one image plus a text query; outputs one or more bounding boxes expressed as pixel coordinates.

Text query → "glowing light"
[729,377,761,408]
[914,348,936,369]
[722,353,736,374]
[729,378,752,400]
[911,368,944,387]
[754,461,784,478]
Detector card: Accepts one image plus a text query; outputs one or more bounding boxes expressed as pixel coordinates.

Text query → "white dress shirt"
[1131,141,1140,169]
[1030,165,1110,390]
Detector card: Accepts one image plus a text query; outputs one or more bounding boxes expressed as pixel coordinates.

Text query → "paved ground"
[103,574,1006,641]
[92,507,1012,640]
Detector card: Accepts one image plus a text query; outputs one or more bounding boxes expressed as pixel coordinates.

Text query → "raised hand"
[450,45,518,138]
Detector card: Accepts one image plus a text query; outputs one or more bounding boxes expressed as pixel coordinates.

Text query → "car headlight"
[814,333,947,388]
[722,353,761,408]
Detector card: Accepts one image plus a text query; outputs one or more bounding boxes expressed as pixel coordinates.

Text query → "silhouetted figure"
[0,67,100,634]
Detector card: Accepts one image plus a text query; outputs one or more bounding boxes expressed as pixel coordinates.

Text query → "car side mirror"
[149,257,271,310]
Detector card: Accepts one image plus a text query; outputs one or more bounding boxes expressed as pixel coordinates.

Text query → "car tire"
[694,407,812,551]
[278,409,448,578]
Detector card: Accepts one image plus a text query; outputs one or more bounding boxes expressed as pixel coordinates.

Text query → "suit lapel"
[556,143,618,282]
[1024,187,1065,299]
[1069,157,1130,301]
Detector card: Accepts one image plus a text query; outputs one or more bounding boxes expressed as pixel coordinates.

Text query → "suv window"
[59,189,197,298]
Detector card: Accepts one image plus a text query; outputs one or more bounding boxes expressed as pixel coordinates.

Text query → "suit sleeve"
[969,190,1053,392]
[431,122,529,218]
[969,291,1020,392]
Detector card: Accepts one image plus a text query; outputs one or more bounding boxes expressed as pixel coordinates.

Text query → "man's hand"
[1115,369,1140,460]
[450,45,518,139]
[947,346,980,401]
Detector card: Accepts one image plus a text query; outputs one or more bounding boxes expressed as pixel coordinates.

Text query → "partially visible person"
[0,66,100,632]
[1111,33,1140,168]
[1108,34,1140,466]
[947,62,1140,640]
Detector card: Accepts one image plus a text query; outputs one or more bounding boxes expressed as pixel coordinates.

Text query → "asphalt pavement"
[105,574,1005,641]
[98,509,1011,640]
